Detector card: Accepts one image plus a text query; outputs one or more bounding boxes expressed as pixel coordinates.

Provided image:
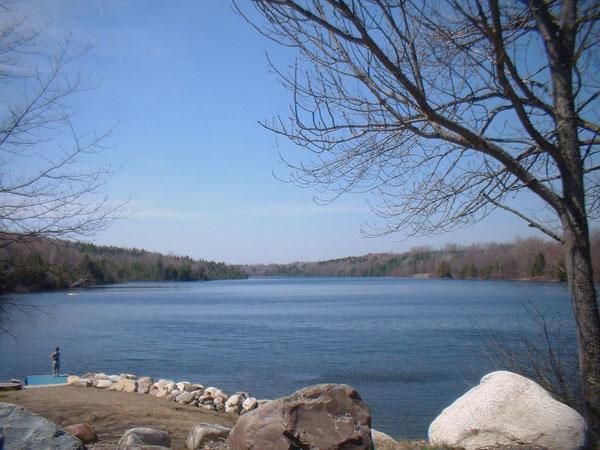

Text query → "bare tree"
[236,0,600,435]
[0,3,122,248]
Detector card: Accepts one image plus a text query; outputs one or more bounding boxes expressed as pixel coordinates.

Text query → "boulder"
[81,372,96,379]
[225,404,241,414]
[109,374,121,382]
[75,378,92,387]
[0,382,22,391]
[118,427,171,449]
[67,375,81,385]
[187,423,231,450]
[155,388,169,398]
[204,387,227,399]
[65,423,98,444]
[93,379,113,389]
[177,381,193,392]
[0,402,84,449]
[177,392,195,404]
[137,377,154,394]
[371,429,399,450]
[92,373,109,382]
[120,373,137,380]
[240,397,257,414]
[227,383,373,450]
[114,378,138,393]
[165,382,177,393]
[226,394,244,408]
[428,371,589,450]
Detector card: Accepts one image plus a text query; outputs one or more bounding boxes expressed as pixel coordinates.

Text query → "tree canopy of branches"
[0,3,121,248]
[237,0,600,436]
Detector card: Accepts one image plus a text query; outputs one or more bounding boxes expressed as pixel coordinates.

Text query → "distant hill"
[0,236,247,293]
[245,232,600,282]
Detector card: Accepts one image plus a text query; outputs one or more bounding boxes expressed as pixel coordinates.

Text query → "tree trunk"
[563,218,600,439]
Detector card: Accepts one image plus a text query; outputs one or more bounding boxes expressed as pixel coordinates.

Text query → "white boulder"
[428,371,589,450]
[176,392,194,404]
[225,394,243,408]
[93,379,112,389]
[241,397,257,414]
[176,381,193,392]
[67,376,80,385]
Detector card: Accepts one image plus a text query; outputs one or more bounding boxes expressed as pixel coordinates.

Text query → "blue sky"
[19,0,550,264]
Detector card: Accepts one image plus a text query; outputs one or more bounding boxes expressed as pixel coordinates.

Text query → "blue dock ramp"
[24,375,68,386]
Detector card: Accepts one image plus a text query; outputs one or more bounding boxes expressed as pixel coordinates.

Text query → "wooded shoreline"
[1,232,598,294]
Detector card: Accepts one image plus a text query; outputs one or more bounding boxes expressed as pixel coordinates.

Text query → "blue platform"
[24,375,68,385]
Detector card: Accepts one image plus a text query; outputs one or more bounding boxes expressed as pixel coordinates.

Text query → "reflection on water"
[0,278,575,438]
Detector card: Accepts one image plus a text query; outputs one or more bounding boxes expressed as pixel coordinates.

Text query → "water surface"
[0,278,576,438]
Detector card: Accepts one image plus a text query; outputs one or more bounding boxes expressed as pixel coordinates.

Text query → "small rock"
[120,378,138,393]
[177,381,193,392]
[177,392,195,404]
[118,428,171,450]
[155,388,169,398]
[120,373,137,380]
[137,377,153,394]
[93,379,113,389]
[225,395,243,408]
[67,375,80,385]
[240,397,257,414]
[204,387,227,399]
[225,404,241,414]
[92,373,109,382]
[192,383,204,390]
[65,423,98,444]
[186,423,231,450]
[371,429,399,450]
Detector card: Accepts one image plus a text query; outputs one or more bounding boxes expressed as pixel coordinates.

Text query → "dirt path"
[0,386,237,449]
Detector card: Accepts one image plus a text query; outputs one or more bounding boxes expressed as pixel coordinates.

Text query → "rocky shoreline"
[0,370,594,450]
[66,372,260,416]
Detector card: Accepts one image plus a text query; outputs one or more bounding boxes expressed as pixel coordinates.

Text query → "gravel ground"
[0,385,237,449]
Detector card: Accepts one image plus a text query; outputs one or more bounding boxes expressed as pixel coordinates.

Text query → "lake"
[0,277,577,439]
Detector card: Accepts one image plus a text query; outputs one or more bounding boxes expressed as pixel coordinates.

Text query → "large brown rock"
[227,383,373,450]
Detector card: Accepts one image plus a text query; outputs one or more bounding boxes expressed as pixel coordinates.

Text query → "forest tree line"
[0,235,247,293]
[245,232,600,282]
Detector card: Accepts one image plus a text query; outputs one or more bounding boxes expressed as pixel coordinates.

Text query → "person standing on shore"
[51,347,60,376]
